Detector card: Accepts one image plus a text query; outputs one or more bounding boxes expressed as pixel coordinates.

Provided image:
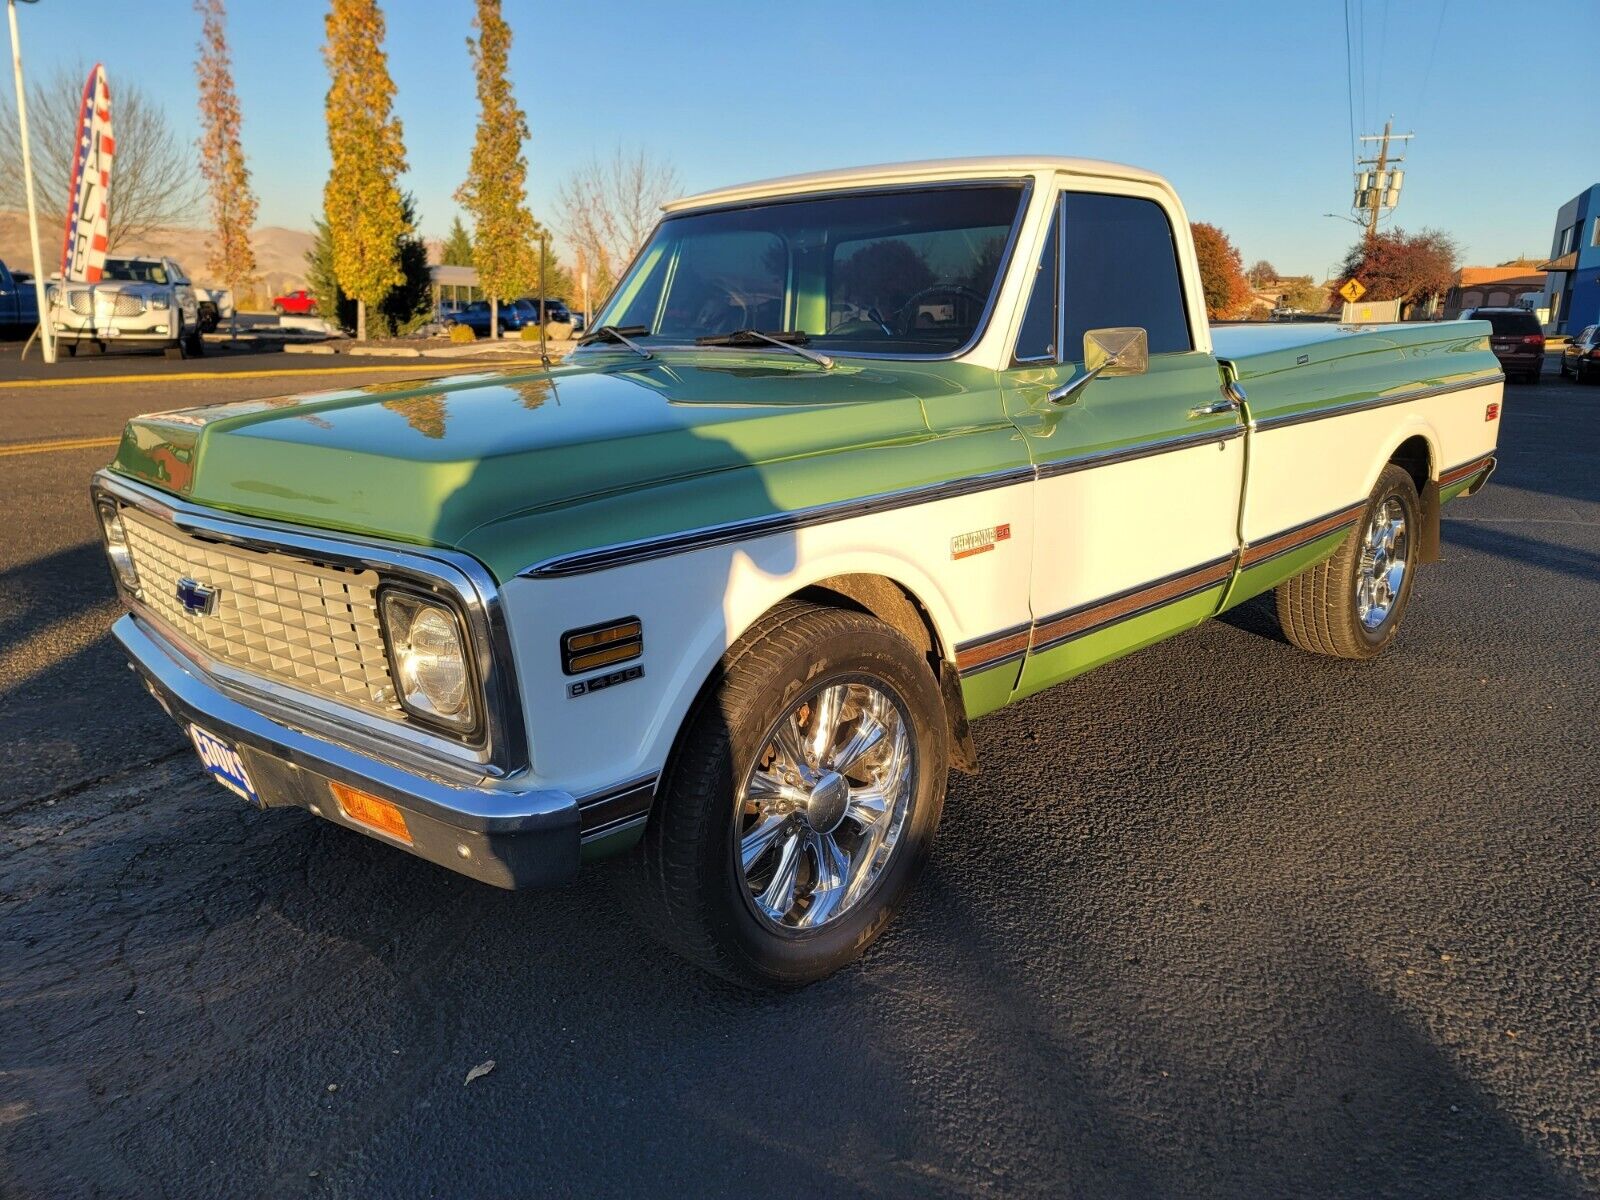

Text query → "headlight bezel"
[96,499,141,592]
[378,585,482,737]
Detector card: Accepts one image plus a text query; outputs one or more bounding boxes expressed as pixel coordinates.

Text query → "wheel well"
[791,574,979,773]
[1390,435,1441,563]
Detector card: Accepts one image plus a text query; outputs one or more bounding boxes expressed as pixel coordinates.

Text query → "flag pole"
[7,0,55,364]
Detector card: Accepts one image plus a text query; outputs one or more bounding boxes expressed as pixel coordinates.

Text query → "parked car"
[1459,306,1544,382]
[195,286,234,333]
[0,258,40,333]
[49,256,202,357]
[447,298,533,336]
[519,296,574,325]
[272,289,318,316]
[1560,324,1600,383]
[93,156,1503,988]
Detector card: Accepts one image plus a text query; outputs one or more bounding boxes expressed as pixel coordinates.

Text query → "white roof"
[664,155,1169,212]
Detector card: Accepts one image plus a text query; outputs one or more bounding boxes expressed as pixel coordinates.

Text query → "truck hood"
[110,351,996,579]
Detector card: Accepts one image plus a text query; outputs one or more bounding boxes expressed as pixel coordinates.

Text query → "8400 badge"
[568,664,643,698]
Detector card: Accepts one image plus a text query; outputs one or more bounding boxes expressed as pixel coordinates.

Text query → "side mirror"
[1049,326,1149,406]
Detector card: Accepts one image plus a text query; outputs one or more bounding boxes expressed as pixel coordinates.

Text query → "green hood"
[110,351,1016,581]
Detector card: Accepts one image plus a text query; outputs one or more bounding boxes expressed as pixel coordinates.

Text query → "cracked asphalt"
[1,362,1596,1198]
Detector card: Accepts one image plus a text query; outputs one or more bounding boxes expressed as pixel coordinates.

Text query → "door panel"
[1005,350,1244,696]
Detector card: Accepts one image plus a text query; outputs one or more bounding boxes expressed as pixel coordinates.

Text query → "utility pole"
[1354,118,1413,246]
[6,0,54,364]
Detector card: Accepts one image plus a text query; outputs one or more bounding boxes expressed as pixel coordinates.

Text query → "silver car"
[48,256,203,357]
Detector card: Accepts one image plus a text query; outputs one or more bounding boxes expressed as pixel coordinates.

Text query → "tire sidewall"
[679,619,947,987]
[1345,466,1420,652]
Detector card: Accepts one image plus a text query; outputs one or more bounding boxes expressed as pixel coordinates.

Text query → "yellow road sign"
[1339,278,1367,304]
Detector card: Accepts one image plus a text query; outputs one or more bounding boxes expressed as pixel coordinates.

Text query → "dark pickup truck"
[0,259,40,332]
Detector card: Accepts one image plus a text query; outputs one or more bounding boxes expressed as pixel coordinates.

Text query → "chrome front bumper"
[117,613,582,889]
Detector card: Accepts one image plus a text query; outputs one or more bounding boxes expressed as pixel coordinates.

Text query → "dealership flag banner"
[60,64,113,283]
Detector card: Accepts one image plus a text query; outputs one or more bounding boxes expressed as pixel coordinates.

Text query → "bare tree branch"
[556,146,679,302]
[0,64,201,252]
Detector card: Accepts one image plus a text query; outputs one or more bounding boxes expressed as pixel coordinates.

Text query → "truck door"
[1002,188,1245,701]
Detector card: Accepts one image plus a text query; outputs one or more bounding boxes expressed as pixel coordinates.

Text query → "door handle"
[1189,397,1238,418]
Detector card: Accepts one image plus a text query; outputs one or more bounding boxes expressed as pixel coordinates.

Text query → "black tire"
[629,601,948,989]
[62,341,77,357]
[272,303,285,315]
[186,324,205,357]
[1276,463,1421,660]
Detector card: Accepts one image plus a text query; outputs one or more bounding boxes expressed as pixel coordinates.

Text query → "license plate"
[188,724,259,805]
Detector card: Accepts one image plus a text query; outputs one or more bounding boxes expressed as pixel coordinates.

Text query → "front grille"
[121,508,401,718]
[67,292,92,316]
[109,293,147,318]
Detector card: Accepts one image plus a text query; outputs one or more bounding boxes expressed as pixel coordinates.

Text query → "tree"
[0,66,199,250]
[1191,222,1252,319]
[455,0,539,338]
[1335,228,1461,314]
[556,147,680,304]
[307,192,429,337]
[322,0,410,339]
[305,212,355,332]
[1280,276,1327,313]
[1246,259,1278,287]
[441,215,474,266]
[194,0,258,339]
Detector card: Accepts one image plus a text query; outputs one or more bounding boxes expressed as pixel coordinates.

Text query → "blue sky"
[10,0,1592,279]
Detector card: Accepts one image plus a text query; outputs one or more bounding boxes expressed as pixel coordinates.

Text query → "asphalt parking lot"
[1,360,1596,1198]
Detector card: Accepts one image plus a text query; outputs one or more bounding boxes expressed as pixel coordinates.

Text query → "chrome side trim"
[577,775,658,840]
[1034,426,1242,480]
[577,178,1034,366]
[522,463,1037,579]
[93,471,530,781]
[524,427,1246,580]
[1250,374,1503,433]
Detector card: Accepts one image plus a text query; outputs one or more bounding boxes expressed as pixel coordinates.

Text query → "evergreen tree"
[455,0,537,337]
[194,0,258,339]
[441,216,474,266]
[322,0,409,339]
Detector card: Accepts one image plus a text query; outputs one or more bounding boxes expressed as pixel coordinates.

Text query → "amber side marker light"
[329,781,413,845]
[562,617,643,675]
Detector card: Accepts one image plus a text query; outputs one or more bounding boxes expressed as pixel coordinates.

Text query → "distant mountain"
[0,211,314,299]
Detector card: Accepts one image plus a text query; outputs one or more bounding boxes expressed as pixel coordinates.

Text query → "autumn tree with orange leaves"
[194,0,257,337]
[322,0,410,339]
[1190,222,1253,320]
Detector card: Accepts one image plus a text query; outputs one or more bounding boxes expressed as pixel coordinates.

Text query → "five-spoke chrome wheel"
[735,678,914,932]
[1356,496,1409,631]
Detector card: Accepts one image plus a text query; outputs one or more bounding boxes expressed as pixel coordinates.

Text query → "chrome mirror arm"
[1046,353,1119,406]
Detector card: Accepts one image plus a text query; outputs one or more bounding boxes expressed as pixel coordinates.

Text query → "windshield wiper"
[575,324,652,359]
[695,328,833,369]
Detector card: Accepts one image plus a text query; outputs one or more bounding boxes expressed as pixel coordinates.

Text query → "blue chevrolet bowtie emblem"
[176,577,218,617]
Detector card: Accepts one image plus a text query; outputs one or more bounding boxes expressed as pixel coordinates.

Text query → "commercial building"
[1540,184,1600,333]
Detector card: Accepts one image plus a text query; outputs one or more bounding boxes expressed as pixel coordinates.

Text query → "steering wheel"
[893,283,989,335]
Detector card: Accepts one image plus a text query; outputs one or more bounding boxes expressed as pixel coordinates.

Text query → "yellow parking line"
[0,361,546,390]
[0,435,122,457]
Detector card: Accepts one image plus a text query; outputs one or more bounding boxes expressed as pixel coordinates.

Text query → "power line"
[1414,0,1449,126]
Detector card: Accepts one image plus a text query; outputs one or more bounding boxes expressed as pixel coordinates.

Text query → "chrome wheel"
[735,678,914,933]
[1356,496,1409,631]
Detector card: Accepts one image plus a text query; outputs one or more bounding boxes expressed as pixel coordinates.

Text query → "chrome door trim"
[1033,426,1243,481]
[92,471,530,780]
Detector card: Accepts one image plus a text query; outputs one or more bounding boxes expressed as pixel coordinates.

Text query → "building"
[1540,184,1600,333]
[1443,266,1547,319]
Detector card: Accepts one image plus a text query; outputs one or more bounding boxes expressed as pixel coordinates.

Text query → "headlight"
[151,295,170,310]
[380,591,476,732]
[96,500,139,591]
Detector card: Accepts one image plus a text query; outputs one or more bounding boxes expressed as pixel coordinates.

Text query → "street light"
[6,0,54,364]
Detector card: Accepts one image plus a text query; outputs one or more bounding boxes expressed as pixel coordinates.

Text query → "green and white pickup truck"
[94,157,1502,987]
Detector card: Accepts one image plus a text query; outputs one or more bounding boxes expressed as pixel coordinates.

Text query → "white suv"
[49,256,203,358]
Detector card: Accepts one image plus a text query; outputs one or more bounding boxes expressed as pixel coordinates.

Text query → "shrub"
[448,323,477,344]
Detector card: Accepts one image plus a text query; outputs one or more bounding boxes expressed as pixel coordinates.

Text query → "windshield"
[103,259,169,285]
[590,184,1026,358]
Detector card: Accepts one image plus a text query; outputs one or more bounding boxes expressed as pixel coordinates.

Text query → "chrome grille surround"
[92,471,529,782]
[121,508,400,719]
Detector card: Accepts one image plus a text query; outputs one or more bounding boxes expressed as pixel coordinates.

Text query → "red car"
[272,289,318,316]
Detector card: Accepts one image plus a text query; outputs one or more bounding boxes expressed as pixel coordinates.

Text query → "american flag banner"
[60,65,114,283]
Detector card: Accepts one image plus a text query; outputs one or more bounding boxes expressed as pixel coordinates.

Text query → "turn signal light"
[562,617,643,675]
[328,781,413,845]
